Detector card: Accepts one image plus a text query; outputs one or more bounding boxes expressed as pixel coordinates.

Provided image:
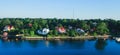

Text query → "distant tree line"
[0,18,119,37]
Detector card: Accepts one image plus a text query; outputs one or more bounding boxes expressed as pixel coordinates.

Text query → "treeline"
[0,18,119,37]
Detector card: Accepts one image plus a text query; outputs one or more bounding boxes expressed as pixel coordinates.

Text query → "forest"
[0,18,120,37]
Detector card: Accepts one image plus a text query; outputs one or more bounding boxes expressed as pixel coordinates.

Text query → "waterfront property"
[0,18,113,38]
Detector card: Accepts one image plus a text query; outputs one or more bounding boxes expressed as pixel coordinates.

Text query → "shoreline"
[23,35,109,40]
[0,35,111,40]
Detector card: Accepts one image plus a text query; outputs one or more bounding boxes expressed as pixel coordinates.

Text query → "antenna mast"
[73,8,74,19]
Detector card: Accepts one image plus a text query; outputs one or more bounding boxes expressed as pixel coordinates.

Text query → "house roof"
[57,27,66,33]
[37,28,50,35]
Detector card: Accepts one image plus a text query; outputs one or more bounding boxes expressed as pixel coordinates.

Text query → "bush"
[93,32,97,37]
[30,31,35,36]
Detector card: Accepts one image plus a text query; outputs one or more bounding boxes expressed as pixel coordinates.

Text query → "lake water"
[0,39,120,55]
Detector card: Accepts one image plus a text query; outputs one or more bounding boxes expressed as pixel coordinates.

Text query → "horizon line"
[0,17,119,20]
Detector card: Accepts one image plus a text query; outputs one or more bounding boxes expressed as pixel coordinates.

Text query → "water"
[0,39,120,55]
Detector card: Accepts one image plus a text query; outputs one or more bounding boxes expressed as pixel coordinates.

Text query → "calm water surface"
[0,39,120,55]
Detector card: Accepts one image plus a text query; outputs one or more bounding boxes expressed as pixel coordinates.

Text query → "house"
[76,28,85,33]
[90,27,96,32]
[68,25,72,29]
[28,23,32,27]
[3,25,15,31]
[2,32,8,40]
[57,27,66,33]
[92,22,97,27]
[3,32,8,37]
[37,28,50,35]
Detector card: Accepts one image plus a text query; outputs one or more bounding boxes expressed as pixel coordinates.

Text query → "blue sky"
[0,0,120,19]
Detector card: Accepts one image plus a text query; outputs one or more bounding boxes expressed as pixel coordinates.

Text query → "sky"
[0,0,120,19]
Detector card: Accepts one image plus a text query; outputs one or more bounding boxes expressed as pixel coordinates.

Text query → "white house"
[3,25,15,31]
[37,28,50,35]
[76,28,85,33]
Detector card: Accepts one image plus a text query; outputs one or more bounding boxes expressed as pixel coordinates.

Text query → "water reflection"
[13,40,23,48]
[27,40,39,48]
[115,41,120,44]
[26,40,86,49]
[68,40,85,49]
[48,40,64,48]
[45,40,49,47]
[0,39,120,55]
[0,40,23,48]
[0,40,11,48]
[95,39,108,51]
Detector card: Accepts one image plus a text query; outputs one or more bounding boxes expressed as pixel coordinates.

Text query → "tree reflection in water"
[0,40,23,48]
[59,40,85,49]
[95,39,108,51]
[45,40,64,48]
[12,40,23,48]
[44,40,85,49]
[28,40,39,48]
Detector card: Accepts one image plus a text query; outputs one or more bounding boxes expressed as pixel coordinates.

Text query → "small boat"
[116,38,120,42]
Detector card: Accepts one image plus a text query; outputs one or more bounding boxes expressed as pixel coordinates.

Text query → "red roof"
[57,27,66,33]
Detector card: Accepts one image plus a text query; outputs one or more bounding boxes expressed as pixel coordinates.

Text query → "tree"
[96,22,109,35]
[52,29,58,36]
[14,19,23,29]
[1,18,11,26]
[68,30,76,37]
[32,22,38,30]
[79,21,90,30]
[0,18,117,37]
[40,19,47,27]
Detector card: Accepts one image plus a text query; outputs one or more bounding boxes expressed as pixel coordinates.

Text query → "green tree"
[52,29,58,36]
[79,21,90,30]
[96,22,109,35]
[69,30,76,37]
[14,19,23,29]
[32,22,38,30]
[1,18,11,26]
